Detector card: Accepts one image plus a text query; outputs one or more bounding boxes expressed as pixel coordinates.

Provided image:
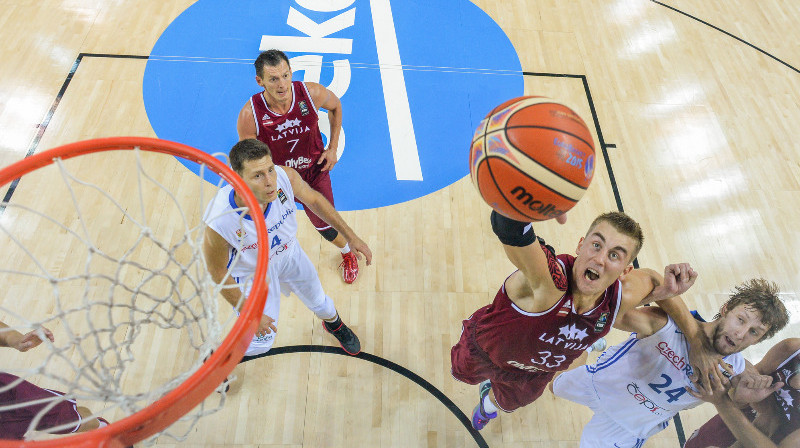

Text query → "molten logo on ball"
[510,186,565,219]
[469,96,596,222]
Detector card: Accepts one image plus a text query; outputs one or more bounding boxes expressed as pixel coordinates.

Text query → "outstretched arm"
[307,82,342,172]
[688,381,785,448]
[286,167,372,265]
[489,211,565,301]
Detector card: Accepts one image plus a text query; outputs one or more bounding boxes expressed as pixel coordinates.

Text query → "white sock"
[482,394,498,414]
[340,243,350,254]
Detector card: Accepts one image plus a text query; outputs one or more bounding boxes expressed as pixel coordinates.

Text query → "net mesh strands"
[0,138,268,446]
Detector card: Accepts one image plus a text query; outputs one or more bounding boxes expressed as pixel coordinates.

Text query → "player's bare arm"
[756,338,800,375]
[613,305,668,336]
[236,102,258,140]
[203,226,276,336]
[284,166,372,265]
[306,82,342,171]
[490,211,566,313]
[688,376,786,448]
[0,320,54,352]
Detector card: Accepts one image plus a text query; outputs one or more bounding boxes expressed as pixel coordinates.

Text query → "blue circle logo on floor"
[144,0,523,210]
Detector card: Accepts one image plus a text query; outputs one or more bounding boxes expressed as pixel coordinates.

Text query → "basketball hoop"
[0,137,269,447]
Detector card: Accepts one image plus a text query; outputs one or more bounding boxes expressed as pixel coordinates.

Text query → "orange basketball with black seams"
[469,96,596,222]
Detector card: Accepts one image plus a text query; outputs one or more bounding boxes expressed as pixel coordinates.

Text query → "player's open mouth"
[585,268,599,281]
[724,336,735,348]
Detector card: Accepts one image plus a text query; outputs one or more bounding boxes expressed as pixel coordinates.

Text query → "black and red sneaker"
[323,319,361,355]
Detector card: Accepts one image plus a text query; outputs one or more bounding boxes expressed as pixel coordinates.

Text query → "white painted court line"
[370,0,423,181]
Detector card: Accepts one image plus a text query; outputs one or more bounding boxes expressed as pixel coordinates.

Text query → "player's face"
[711,304,769,356]
[256,61,292,104]
[239,156,279,206]
[573,221,636,297]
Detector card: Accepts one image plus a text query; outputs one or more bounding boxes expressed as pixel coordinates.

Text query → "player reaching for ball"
[450,211,728,430]
[453,96,730,430]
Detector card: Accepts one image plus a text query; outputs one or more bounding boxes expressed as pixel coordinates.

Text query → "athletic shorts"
[683,407,790,448]
[552,367,669,448]
[295,170,334,231]
[0,373,81,440]
[450,328,554,412]
[242,243,335,357]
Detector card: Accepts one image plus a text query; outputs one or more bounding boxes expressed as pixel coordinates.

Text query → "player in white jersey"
[550,278,790,448]
[203,139,372,357]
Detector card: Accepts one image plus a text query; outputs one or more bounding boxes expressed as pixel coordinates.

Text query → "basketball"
[469,96,596,222]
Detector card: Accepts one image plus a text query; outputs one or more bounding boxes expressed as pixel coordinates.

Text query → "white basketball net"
[0,147,256,444]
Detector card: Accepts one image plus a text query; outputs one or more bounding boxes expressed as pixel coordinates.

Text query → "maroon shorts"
[684,408,790,447]
[450,328,555,412]
[295,170,335,231]
[0,373,81,440]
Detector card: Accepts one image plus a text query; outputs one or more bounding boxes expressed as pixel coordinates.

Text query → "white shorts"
[552,367,667,448]
[241,244,335,357]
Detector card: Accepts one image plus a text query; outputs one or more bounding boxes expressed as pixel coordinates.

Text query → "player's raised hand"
[729,377,783,405]
[688,333,731,396]
[13,327,54,352]
[349,236,373,266]
[687,374,730,405]
[663,263,698,297]
[317,147,338,172]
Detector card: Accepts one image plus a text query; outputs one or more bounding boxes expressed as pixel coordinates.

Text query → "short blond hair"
[586,211,644,261]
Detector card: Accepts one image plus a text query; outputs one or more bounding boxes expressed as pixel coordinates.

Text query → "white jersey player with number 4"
[203,139,373,357]
[551,279,788,448]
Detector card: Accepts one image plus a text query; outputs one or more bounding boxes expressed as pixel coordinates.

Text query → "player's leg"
[298,171,359,284]
[472,372,554,430]
[283,245,361,355]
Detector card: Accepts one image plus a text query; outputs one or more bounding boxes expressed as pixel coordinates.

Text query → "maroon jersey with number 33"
[469,252,622,376]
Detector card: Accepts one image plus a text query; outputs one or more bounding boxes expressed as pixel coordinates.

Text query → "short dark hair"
[230,139,271,173]
[254,49,291,78]
[715,278,789,341]
[586,211,644,261]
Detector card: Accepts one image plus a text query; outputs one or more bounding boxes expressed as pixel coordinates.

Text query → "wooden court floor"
[0,0,798,446]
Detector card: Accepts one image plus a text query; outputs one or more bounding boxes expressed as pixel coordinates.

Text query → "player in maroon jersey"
[237,49,362,284]
[685,337,800,448]
[0,320,108,440]
[451,211,727,430]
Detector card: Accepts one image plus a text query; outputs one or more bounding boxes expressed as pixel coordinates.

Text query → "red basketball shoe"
[339,252,359,284]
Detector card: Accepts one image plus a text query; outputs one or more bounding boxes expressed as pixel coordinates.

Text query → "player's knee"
[318,227,338,242]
